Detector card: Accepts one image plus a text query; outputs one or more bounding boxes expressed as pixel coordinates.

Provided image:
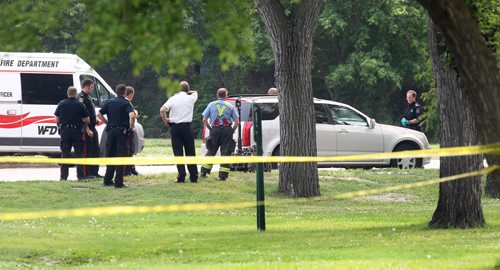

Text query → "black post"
[253,103,266,231]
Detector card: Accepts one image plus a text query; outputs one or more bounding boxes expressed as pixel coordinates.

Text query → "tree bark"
[417,0,500,198]
[427,17,485,228]
[254,0,322,197]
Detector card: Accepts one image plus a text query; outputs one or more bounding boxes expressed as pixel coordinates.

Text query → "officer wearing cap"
[97,84,136,188]
[200,88,240,181]
[401,89,424,131]
[78,79,101,179]
[54,86,90,180]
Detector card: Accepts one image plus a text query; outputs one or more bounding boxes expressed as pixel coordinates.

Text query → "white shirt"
[163,91,198,123]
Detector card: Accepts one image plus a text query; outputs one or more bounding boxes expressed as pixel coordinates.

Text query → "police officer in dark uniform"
[124,85,139,176]
[97,84,136,188]
[401,89,424,131]
[78,79,101,178]
[54,86,90,180]
[200,88,239,181]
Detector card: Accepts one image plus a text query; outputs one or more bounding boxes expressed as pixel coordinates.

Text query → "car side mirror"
[369,118,376,129]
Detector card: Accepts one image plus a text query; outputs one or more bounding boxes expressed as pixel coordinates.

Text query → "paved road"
[0,160,440,182]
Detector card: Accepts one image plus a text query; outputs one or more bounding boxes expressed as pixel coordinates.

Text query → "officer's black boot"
[200,167,210,178]
[130,165,139,175]
[218,172,228,181]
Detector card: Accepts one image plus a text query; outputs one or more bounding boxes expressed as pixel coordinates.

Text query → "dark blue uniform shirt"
[403,101,423,130]
[78,91,97,126]
[99,96,134,128]
[54,97,89,127]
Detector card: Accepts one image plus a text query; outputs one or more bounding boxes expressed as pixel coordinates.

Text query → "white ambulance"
[0,52,144,156]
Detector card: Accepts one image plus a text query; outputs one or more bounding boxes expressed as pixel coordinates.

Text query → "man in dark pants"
[78,79,101,179]
[160,81,198,183]
[54,86,90,180]
[125,86,139,176]
[201,88,239,181]
[401,89,424,131]
[97,84,136,188]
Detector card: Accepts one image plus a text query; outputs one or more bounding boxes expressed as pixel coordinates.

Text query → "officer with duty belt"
[97,84,136,188]
[54,86,90,180]
[201,88,239,181]
[78,79,101,179]
[401,89,424,131]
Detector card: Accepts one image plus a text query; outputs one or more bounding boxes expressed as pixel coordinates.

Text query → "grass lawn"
[136,138,203,157]
[0,167,499,269]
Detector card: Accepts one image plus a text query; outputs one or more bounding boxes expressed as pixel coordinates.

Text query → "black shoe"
[114,183,128,188]
[103,180,115,186]
[78,176,93,181]
[60,178,67,181]
[130,169,139,176]
[190,175,198,183]
[218,176,227,181]
[200,168,210,178]
[92,174,104,178]
[175,175,185,183]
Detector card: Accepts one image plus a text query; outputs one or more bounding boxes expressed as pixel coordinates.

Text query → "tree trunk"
[254,0,322,197]
[427,17,485,228]
[417,0,500,197]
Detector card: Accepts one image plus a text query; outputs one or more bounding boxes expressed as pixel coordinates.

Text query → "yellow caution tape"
[0,165,497,221]
[0,202,257,221]
[0,142,499,165]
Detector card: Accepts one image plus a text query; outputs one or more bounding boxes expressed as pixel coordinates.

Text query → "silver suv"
[201,95,430,169]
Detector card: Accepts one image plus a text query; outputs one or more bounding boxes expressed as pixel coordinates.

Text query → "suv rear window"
[21,73,73,105]
[259,103,279,120]
[236,102,280,121]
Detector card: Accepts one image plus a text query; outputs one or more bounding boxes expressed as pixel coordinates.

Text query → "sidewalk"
[0,165,212,182]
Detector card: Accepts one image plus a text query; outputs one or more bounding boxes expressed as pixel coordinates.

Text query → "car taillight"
[242,121,252,146]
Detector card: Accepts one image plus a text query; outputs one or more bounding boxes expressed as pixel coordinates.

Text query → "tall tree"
[254,0,322,197]
[417,0,500,198]
[427,18,484,228]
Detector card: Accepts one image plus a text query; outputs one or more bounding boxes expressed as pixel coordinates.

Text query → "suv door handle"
[339,129,348,134]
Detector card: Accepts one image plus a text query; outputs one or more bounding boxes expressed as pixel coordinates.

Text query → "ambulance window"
[94,79,110,107]
[21,74,73,104]
[79,75,112,107]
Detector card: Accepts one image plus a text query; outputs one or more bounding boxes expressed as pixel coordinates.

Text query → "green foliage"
[77,0,255,93]
[0,0,73,51]
[473,0,500,66]
[316,0,432,123]
[0,169,499,268]
[420,83,440,143]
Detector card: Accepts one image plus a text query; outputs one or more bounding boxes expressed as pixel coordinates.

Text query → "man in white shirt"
[160,81,198,183]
